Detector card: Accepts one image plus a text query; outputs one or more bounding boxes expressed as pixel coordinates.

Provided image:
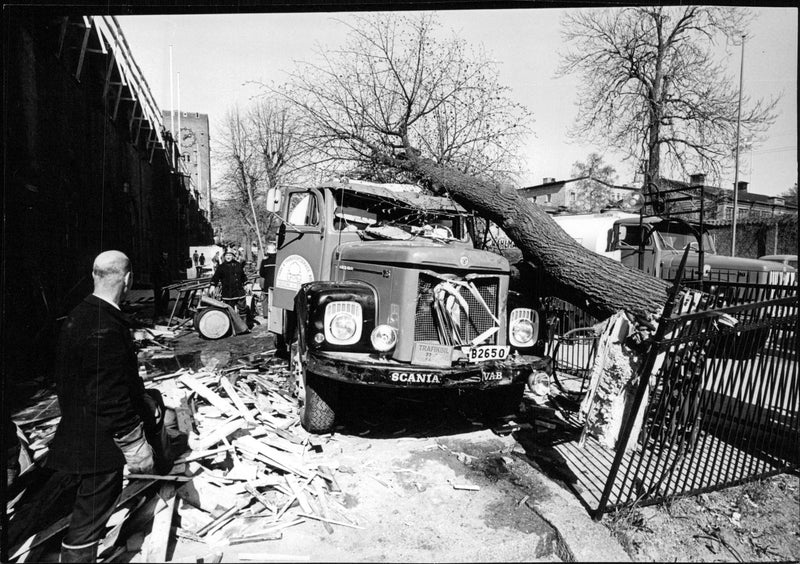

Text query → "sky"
[118,7,797,197]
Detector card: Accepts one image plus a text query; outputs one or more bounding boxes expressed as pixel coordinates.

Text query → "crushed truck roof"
[314,179,467,214]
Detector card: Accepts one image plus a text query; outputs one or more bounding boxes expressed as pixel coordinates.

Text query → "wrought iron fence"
[594,282,798,517]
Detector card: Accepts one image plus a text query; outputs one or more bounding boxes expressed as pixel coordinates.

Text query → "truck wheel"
[195,307,231,340]
[483,384,524,420]
[302,371,339,434]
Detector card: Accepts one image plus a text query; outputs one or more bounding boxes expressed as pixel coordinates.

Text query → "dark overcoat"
[210,259,246,299]
[47,295,149,473]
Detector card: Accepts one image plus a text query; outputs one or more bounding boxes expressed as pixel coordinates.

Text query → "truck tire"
[482,383,524,420]
[302,371,339,434]
[195,307,231,340]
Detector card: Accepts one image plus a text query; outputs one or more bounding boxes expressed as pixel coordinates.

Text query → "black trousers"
[62,469,123,546]
[62,389,178,546]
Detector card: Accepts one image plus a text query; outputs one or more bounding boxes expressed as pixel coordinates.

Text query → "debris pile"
[7,338,360,563]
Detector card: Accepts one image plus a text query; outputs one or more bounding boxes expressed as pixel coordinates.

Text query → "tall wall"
[2,13,213,390]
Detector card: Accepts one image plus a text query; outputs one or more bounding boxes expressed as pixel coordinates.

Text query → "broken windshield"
[333,189,469,243]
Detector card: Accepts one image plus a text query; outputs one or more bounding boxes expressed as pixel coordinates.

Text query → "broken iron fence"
[593,278,798,518]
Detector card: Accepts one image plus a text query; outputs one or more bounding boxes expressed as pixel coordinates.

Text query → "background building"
[164,110,212,217]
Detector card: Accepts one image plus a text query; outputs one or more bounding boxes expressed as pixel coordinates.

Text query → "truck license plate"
[468,345,509,362]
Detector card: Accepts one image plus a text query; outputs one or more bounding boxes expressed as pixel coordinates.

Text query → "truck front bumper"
[305,351,552,389]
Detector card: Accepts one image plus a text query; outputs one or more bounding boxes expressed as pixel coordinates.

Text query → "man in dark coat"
[47,251,157,562]
[210,248,251,328]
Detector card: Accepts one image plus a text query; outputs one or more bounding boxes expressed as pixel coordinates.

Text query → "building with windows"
[163,110,211,217]
[518,177,640,212]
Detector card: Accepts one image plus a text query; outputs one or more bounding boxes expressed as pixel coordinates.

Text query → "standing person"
[210,248,251,329]
[198,253,206,276]
[192,250,199,268]
[46,251,167,562]
[211,250,220,270]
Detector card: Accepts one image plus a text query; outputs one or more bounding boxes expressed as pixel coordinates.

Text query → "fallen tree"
[279,13,670,323]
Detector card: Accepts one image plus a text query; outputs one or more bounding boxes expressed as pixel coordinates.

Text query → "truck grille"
[414,274,500,345]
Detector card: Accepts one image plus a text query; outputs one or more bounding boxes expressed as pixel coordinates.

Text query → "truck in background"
[551,211,796,285]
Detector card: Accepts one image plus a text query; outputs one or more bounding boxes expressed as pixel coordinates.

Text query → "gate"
[593,274,798,517]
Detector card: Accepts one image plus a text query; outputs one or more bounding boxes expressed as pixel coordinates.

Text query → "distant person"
[47,251,173,562]
[198,253,206,277]
[211,251,221,269]
[192,250,199,267]
[210,248,251,329]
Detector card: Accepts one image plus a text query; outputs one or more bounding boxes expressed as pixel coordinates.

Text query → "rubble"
[6,326,359,563]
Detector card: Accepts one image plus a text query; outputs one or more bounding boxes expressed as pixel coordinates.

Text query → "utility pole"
[731,34,745,256]
[169,45,175,167]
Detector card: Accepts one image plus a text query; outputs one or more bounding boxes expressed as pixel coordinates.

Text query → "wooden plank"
[178,374,237,417]
[234,436,309,478]
[317,465,341,492]
[312,479,335,534]
[141,483,177,563]
[285,475,313,514]
[296,513,365,530]
[218,377,257,424]
[191,416,245,451]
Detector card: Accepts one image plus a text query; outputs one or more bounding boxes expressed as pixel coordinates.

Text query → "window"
[545,194,552,203]
[617,225,648,247]
[286,192,319,226]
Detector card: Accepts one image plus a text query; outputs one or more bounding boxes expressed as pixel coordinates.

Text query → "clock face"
[181,128,197,148]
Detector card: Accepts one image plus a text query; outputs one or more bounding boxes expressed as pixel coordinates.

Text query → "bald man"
[47,251,156,562]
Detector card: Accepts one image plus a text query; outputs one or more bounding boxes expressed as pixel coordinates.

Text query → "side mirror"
[266,188,281,213]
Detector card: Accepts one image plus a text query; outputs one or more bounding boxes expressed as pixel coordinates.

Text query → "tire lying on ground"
[194,307,232,340]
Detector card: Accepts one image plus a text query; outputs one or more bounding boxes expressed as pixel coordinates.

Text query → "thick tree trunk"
[391,154,670,321]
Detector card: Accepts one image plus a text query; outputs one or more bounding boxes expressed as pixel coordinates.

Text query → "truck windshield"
[334,190,467,242]
[654,224,716,254]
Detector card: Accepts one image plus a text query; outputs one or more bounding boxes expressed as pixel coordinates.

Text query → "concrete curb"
[512,451,632,562]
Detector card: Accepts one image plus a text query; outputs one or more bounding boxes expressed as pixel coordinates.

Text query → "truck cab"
[266,179,551,433]
[608,217,796,285]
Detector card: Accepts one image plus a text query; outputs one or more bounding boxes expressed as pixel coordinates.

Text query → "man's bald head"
[92,251,131,302]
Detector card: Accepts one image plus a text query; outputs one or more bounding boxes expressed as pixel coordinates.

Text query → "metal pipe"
[731,35,745,256]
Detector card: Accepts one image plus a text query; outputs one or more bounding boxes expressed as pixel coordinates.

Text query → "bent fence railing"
[592,281,798,517]
[538,271,798,518]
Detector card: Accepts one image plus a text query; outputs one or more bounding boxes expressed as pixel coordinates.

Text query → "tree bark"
[387,153,671,321]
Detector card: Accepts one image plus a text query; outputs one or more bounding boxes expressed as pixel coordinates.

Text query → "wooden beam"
[75,22,91,81]
[102,57,115,99]
[218,377,257,424]
[141,483,177,563]
[56,17,69,59]
[178,374,238,417]
[112,83,123,121]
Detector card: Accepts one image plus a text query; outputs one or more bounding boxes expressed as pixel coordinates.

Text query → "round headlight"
[370,324,397,352]
[511,319,534,345]
[509,308,538,347]
[528,370,551,397]
[329,312,357,342]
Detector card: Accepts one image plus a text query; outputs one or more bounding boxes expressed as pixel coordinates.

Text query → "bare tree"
[279,12,669,321]
[216,105,267,253]
[216,98,311,255]
[559,6,778,189]
[569,153,619,212]
[279,13,530,185]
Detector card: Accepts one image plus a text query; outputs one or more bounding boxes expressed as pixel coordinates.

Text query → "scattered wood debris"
[7,331,359,563]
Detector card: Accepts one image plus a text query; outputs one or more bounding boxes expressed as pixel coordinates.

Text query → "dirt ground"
[603,472,800,562]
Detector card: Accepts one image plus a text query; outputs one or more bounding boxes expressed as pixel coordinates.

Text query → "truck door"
[615,223,658,277]
[270,188,326,327]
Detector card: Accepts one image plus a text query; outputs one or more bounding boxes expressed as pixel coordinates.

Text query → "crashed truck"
[264,179,553,433]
